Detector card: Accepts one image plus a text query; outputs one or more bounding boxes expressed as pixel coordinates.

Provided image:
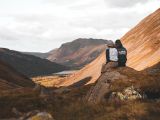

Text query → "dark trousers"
[118,62,126,67]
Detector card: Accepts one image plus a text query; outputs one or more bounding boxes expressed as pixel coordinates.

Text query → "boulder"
[110,86,144,101]
[86,64,127,103]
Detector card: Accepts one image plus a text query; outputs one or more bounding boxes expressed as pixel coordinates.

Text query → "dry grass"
[0,65,160,120]
[32,75,66,87]
[0,82,160,120]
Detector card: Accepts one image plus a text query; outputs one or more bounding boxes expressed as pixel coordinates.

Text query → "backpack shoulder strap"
[106,48,110,62]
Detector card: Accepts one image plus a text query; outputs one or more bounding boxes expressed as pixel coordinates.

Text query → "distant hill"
[0,48,69,77]
[121,8,160,70]
[0,59,34,91]
[24,38,110,69]
[23,52,49,59]
[47,38,110,68]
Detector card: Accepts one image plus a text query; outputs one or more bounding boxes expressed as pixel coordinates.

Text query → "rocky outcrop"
[85,64,148,104]
[110,86,144,101]
[86,64,127,103]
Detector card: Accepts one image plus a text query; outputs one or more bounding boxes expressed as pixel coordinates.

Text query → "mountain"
[0,59,34,91]
[121,8,160,71]
[23,52,49,59]
[0,48,69,77]
[47,38,110,68]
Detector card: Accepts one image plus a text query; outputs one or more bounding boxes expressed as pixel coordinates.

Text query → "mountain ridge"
[24,38,110,69]
[47,38,110,68]
[0,48,69,77]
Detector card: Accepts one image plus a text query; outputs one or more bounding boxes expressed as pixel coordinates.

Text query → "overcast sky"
[0,0,159,52]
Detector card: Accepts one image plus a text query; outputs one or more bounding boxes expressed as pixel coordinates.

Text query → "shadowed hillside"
[23,52,49,59]
[0,48,69,77]
[0,60,34,91]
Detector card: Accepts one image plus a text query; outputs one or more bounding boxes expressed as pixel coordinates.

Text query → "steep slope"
[47,38,109,68]
[0,59,34,91]
[55,52,106,87]
[0,48,68,77]
[121,8,160,70]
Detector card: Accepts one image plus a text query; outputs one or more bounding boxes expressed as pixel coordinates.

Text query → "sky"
[0,0,159,52]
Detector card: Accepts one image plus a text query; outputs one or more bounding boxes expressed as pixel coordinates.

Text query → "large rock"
[86,64,127,103]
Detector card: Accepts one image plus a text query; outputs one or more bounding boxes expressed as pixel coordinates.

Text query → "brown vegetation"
[0,78,160,120]
[0,59,34,91]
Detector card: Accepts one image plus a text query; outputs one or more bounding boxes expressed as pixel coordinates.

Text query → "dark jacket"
[117,46,127,66]
[115,40,127,67]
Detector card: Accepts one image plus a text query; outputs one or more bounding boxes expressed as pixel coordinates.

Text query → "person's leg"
[118,62,126,67]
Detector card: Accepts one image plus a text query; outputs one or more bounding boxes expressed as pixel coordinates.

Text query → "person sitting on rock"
[105,41,118,69]
[115,39,127,67]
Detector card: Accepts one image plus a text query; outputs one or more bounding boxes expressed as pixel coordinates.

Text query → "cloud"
[0,0,159,52]
[44,0,76,5]
[105,0,149,8]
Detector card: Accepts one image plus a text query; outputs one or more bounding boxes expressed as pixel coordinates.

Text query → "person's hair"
[107,40,115,48]
[115,39,123,48]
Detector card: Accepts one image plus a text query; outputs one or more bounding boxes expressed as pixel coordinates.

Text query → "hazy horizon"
[0,0,159,52]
